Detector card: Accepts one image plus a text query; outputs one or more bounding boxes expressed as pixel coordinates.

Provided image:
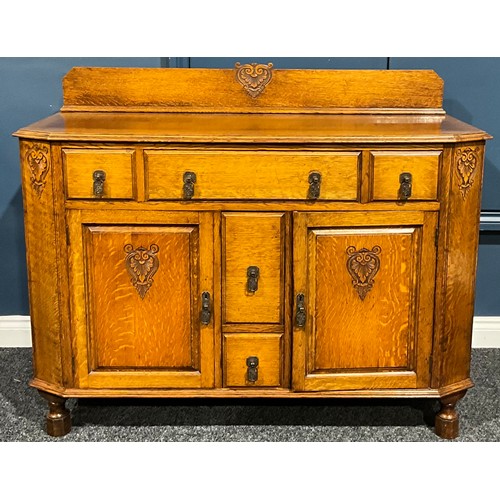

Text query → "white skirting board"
[0,316,32,347]
[1,315,500,348]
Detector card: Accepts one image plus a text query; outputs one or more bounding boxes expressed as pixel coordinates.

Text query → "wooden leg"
[38,390,72,437]
[435,390,466,440]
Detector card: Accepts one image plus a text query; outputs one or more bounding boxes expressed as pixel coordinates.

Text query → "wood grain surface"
[145,150,360,201]
[60,67,444,113]
[63,148,136,199]
[224,333,282,387]
[86,225,195,369]
[370,150,442,201]
[433,142,486,387]
[31,376,474,399]
[313,228,415,371]
[14,113,492,144]
[19,141,64,386]
[223,212,284,325]
[293,211,437,391]
[67,210,215,389]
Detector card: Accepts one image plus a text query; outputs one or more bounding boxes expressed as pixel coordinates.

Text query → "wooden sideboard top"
[15,112,490,143]
[13,66,491,143]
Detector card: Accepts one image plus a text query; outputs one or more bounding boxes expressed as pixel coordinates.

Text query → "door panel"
[222,212,285,325]
[313,227,416,371]
[292,211,437,391]
[68,210,215,389]
[86,225,196,370]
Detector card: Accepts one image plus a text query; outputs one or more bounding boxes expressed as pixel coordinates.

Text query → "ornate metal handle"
[200,291,211,325]
[93,170,106,197]
[295,293,306,327]
[308,171,322,199]
[246,356,259,383]
[247,266,260,293]
[399,172,412,200]
[183,171,196,199]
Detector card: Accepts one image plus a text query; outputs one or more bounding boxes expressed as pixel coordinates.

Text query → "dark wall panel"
[188,57,388,69]
[475,234,500,316]
[0,58,160,315]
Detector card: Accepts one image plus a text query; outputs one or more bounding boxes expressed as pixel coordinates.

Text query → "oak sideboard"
[14,65,491,438]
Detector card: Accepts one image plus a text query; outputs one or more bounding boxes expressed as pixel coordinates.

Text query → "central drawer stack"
[222,211,286,387]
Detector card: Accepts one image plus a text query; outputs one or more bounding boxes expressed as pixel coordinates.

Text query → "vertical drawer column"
[222,212,286,388]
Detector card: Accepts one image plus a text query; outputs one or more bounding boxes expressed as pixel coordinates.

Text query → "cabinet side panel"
[433,142,485,387]
[19,140,63,386]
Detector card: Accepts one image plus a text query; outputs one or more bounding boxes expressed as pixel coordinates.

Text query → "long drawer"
[145,150,361,201]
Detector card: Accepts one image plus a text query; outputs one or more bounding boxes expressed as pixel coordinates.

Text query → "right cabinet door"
[292,211,437,391]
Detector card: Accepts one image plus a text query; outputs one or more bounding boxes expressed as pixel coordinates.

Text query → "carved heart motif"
[124,244,160,299]
[235,62,274,98]
[346,245,382,300]
[456,147,479,198]
[26,144,50,197]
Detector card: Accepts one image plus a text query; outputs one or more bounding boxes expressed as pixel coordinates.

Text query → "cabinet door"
[292,211,437,391]
[222,212,285,326]
[68,210,215,389]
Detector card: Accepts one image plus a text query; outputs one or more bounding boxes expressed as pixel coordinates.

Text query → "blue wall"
[1,57,498,315]
[0,58,160,315]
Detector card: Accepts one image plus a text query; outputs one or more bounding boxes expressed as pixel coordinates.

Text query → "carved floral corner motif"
[346,245,381,300]
[26,143,50,197]
[456,146,480,199]
[235,62,274,98]
[124,244,160,299]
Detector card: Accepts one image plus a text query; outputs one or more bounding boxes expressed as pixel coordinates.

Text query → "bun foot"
[38,390,72,437]
[434,390,466,440]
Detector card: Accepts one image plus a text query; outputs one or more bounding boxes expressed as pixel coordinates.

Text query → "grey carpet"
[0,348,498,441]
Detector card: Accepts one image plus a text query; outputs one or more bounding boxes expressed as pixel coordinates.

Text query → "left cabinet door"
[68,210,215,390]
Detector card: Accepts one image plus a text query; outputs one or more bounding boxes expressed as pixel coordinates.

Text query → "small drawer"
[369,150,441,201]
[63,149,136,200]
[145,150,360,201]
[224,333,282,388]
[223,212,285,325]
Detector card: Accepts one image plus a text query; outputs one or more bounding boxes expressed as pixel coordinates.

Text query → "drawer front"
[370,150,441,201]
[223,212,285,325]
[224,333,282,387]
[63,149,136,200]
[145,150,360,200]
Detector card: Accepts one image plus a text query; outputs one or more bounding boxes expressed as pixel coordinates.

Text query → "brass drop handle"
[247,266,260,293]
[308,171,322,199]
[246,356,259,383]
[183,171,197,199]
[93,170,106,197]
[200,291,211,325]
[399,172,412,200]
[295,293,306,327]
